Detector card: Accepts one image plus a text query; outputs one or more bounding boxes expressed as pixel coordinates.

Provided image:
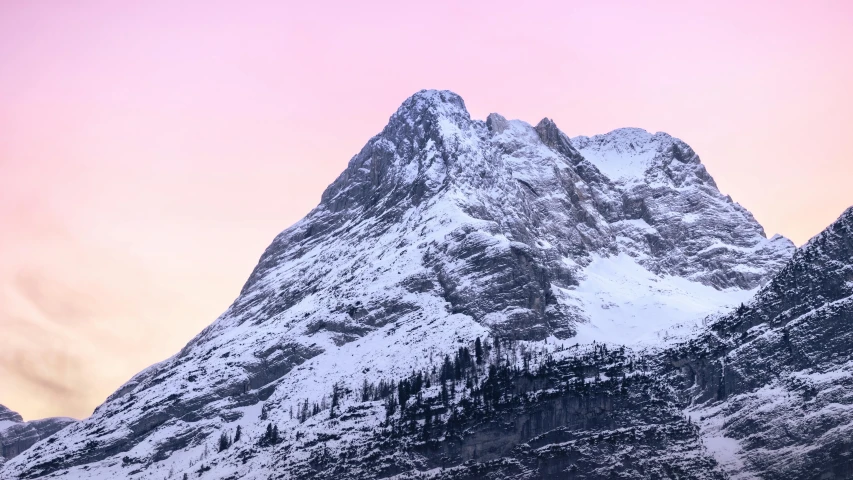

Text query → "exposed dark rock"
[666,207,853,478]
[0,406,76,464]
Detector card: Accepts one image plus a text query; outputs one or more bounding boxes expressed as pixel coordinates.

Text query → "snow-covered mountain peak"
[1,90,798,480]
[485,112,510,134]
[571,127,713,188]
[390,89,470,123]
[313,90,484,223]
[380,89,476,154]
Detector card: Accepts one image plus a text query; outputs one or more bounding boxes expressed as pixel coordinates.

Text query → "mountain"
[2,90,806,479]
[667,206,853,478]
[0,405,75,466]
[571,128,792,291]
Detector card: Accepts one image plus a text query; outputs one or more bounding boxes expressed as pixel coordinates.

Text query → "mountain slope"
[667,206,853,478]
[0,405,75,466]
[2,90,794,480]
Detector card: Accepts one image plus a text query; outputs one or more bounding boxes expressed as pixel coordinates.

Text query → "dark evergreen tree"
[380,379,394,400]
[234,425,241,442]
[398,379,410,409]
[414,371,423,393]
[475,337,483,364]
[453,353,462,381]
[300,399,310,423]
[487,364,501,406]
[423,406,432,439]
[330,383,340,418]
[494,336,502,361]
[441,355,453,382]
[361,378,371,402]
[384,394,398,420]
[218,431,230,452]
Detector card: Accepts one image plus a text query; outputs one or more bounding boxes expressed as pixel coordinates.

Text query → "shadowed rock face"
[264,347,728,480]
[0,405,76,464]
[668,207,853,478]
[1,90,802,480]
[0,405,22,424]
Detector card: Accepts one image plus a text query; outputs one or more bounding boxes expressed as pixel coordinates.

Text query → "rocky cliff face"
[0,405,75,465]
[667,206,853,479]
[2,90,811,480]
[250,344,729,479]
[572,128,792,290]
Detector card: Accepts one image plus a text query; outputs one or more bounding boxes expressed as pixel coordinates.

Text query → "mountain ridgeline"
[0,405,75,467]
[3,90,850,480]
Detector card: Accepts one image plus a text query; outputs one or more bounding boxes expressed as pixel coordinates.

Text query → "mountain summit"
[5,90,821,480]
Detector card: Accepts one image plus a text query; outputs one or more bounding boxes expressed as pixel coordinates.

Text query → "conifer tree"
[475,337,483,364]
[423,406,432,439]
[330,383,340,419]
[398,380,410,409]
[218,431,230,452]
[300,399,310,423]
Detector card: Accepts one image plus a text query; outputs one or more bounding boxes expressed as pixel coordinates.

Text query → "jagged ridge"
[2,90,799,480]
[0,405,75,466]
[667,207,853,478]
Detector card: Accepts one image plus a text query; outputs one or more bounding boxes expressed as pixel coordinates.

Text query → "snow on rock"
[669,206,853,479]
[572,128,663,183]
[565,253,756,346]
[0,405,76,465]
[2,90,801,480]
[573,127,794,290]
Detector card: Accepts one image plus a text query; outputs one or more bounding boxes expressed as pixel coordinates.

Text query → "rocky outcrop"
[0,405,22,424]
[0,405,75,464]
[572,128,793,289]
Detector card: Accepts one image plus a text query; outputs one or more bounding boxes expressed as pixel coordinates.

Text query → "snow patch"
[564,254,754,346]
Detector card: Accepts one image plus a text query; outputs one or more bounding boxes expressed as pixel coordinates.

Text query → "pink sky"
[1,0,851,420]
